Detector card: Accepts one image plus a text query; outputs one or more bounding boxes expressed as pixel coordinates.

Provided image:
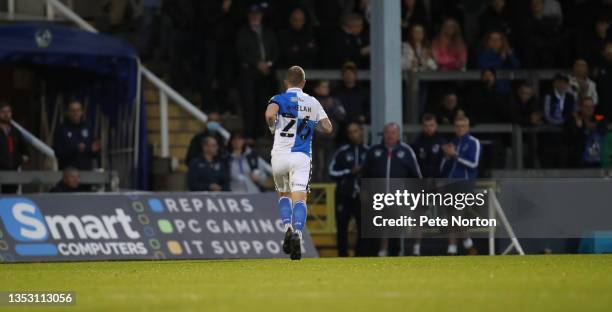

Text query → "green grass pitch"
[2,255,612,311]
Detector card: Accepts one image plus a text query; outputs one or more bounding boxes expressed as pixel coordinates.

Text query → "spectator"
[362,123,421,257]
[512,83,543,168]
[313,0,354,34]
[431,18,467,71]
[596,42,612,122]
[409,113,446,256]
[467,69,510,171]
[440,116,481,179]
[136,0,162,62]
[312,80,346,181]
[439,116,480,255]
[564,97,607,168]
[354,0,371,26]
[329,13,370,68]
[333,62,369,124]
[512,83,543,127]
[540,0,563,26]
[185,111,228,165]
[227,132,269,193]
[278,7,319,68]
[236,3,279,138]
[313,80,346,129]
[478,0,513,41]
[540,73,575,168]
[53,100,100,170]
[467,69,511,124]
[569,59,599,105]
[187,136,229,192]
[0,102,29,194]
[266,0,319,30]
[543,73,575,125]
[162,0,201,93]
[476,31,520,94]
[50,167,90,193]
[435,92,465,126]
[401,0,429,41]
[328,122,369,257]
[518,0,568,68]
[576,17,610,71]
[201,0,242,112]
[401,24,437,72]
[411,114,445,179]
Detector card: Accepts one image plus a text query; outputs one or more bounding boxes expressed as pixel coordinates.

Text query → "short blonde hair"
[286,66,305,86]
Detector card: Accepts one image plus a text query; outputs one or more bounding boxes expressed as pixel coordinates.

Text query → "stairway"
[144,80,203,173]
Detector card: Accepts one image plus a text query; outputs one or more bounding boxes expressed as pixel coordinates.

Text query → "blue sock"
[278,197,292,229]
[292,201,307,233]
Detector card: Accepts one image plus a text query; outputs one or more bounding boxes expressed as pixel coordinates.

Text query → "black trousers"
[335,194,361,257]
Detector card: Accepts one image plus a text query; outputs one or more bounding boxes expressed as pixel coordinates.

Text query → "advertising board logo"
[0,198,57,256]
[35,28,52,48]
[0,197,144,257]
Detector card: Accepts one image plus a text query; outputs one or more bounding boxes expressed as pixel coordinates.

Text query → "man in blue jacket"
[53,100,100,170]
[440,116,480,255]
[329,122,369,257]
[187,136,229,192]
[362,122,421,256]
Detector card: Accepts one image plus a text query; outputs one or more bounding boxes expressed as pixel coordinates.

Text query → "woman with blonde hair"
[431,18,467,71]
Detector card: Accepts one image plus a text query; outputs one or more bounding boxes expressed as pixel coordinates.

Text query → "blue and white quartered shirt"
[269,87,328,158]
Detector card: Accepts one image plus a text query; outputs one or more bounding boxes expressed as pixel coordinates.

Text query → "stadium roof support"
[370,0,402,139]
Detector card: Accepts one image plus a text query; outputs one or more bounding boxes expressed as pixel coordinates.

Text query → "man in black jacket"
[412,114,445,179]
[0,102,29,194]
[329,122,368,257]
[236,3,279,138]
[185,112,227,165]
[277,7,319,68]
[467,69,511,172]
[50,167,90,193]
[328,13,370,68]
[53,100,100,170]
[410,114,445,255]
[362,122,422,256]
[187,136,230,192]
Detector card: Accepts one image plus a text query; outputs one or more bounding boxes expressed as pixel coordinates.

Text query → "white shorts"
[271,152,312,193]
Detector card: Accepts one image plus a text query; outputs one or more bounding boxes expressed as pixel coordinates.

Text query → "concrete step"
[147,118,204,132]
[148,132,195,146]
[146,104,194,118]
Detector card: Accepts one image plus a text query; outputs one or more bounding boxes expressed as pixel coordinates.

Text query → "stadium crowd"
[126,0,612,173]
[2,0,612,192]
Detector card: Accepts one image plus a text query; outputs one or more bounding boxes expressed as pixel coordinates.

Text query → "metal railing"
[0,170,119,192]
[404,123,566,170]
[41,0,230,160]
[404,69,564,123]
[10,120,57,170]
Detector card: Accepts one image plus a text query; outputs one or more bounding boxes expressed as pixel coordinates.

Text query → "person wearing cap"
[236,2,279,138]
